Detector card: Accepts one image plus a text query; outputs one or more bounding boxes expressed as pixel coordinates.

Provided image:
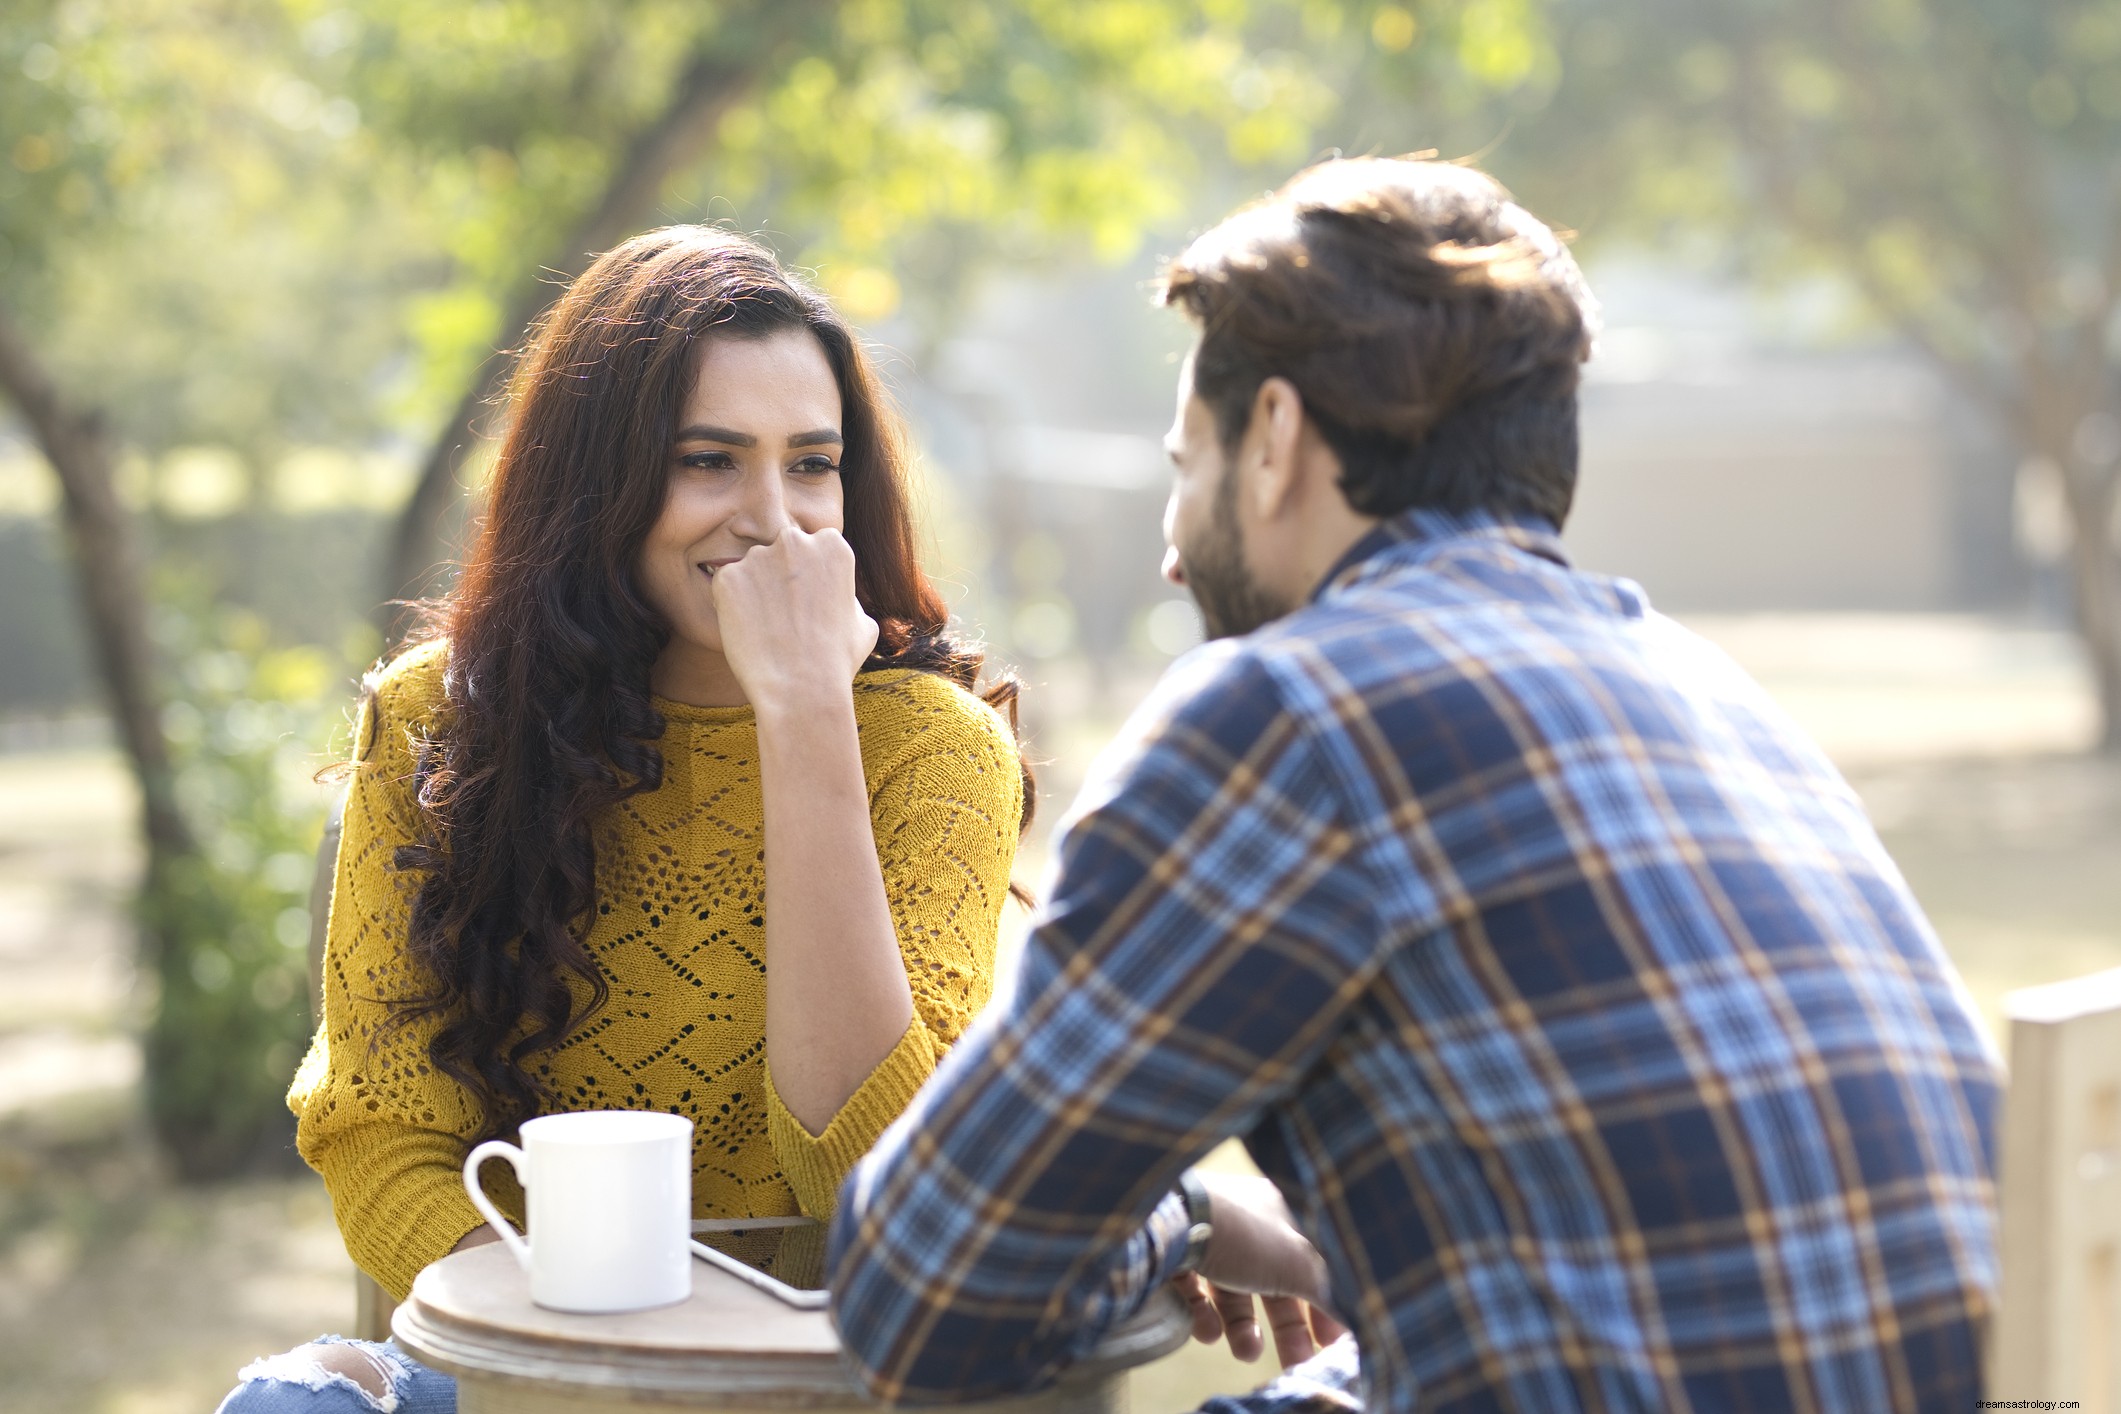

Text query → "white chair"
[1994,966,2121,1412]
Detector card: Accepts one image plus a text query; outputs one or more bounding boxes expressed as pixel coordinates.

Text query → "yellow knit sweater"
[290,639,1021,1300]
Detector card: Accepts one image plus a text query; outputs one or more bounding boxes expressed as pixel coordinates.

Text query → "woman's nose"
[731,470,790,543]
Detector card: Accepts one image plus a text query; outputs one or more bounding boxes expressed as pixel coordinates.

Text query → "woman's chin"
[650,630,730,686]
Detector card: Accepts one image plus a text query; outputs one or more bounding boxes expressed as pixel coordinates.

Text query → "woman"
[218,228,1027,1412]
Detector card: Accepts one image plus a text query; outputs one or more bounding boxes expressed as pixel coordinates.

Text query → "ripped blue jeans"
[215,1336,457,1413]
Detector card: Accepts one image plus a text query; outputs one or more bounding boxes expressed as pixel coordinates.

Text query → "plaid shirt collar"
[1315,505,1569,602]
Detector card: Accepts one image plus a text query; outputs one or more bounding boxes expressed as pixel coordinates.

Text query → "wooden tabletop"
[392,1241,1191,1408]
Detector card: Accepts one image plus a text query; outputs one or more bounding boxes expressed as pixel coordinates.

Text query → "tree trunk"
[0,299,192,861]
[0,302,320,1181]
[2061,464,2121,753]
[378,22,823,625]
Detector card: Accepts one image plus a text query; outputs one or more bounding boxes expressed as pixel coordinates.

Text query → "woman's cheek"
[799,477,847,534]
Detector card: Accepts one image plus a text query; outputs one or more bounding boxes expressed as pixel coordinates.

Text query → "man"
[827,158,1999,1412]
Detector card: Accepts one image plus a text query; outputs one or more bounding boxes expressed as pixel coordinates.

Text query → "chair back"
[306,804,341,1028]
[308,801,398,1342]
[1994,966,2121,1413]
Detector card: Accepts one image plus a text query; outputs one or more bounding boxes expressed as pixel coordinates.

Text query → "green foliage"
[711,0,1341,289]
[0,0,119,315]
[138,589,340,1179]
[1400,0,2121,386]
[5,0,1545,462]
[2,0,443,498]
[295,0,1360,386]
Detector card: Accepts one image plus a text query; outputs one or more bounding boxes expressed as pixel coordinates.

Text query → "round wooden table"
[392,1241,1192,1413]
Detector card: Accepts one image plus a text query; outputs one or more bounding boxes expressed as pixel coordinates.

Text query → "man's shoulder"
[1142,635,1297,732]
[1236,580,1485,707]
[1063,638,1297,812]
[1140,600,1474,748]
[1137,571,1761,764]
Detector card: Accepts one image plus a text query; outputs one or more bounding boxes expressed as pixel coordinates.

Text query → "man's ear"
[1245,377,1308,521]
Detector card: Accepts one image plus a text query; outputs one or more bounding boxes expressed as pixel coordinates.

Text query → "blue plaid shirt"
[828,510,2000,1413]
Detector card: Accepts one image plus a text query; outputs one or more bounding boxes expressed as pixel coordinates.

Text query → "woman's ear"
[1246,376,1308,521]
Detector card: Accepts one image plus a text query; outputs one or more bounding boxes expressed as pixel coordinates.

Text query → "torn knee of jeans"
[233,1342,403,1412]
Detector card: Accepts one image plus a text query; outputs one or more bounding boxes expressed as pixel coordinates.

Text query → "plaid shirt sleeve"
[827,641,1376,1403]
[1199,1337,1366,1414]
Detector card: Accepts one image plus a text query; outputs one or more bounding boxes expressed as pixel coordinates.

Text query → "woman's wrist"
[746,671,859,725]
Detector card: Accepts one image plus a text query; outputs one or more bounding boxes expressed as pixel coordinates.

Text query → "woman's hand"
[728,524,909,1134]
[710,527,879,710]
[1170,1172,1347,1367]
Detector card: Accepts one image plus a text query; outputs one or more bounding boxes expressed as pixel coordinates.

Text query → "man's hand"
[1170,1172,1347,1367]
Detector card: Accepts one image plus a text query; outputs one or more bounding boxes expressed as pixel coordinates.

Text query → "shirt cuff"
[1196,1336,1364,1414]
[766,1018,940,1222]
[309,1125,493,1302]
[1144,1187,1199,1289]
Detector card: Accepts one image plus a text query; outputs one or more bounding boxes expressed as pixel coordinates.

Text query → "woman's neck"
[649,643,749,709]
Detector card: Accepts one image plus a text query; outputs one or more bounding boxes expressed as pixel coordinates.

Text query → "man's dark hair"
[1158,158,1598,527]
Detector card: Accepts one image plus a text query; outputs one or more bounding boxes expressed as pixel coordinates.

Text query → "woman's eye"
[678,451,736,471]
[790,456,841,476]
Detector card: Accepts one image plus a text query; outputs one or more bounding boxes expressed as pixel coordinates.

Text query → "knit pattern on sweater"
[289,639,1022,1300]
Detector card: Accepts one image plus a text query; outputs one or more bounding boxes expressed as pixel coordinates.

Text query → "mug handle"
[463,1139,533,1273]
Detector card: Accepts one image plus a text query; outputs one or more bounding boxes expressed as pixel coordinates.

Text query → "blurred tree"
[313,1,843,614]
[0,0,412,1176]
[1346,0,2121,749]
[0,0,189,867]
[0,305,187,860]
[334,0,1344,614]
[141,592,335,1177]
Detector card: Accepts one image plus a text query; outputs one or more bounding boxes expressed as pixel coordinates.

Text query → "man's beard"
[1182,466,1293,641]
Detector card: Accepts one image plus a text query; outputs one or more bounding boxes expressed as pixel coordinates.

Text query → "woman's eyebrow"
[671,425,843,449]
[675,423,756,447]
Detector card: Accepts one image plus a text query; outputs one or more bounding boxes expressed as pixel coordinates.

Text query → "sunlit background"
[2,1,2117,1409]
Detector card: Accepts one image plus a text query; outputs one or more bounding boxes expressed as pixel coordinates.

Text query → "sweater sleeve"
[287,645,489,1302]
[765,674,1024,1221]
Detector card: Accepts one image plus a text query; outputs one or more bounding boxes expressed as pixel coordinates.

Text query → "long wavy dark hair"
[375,227,1030,1142]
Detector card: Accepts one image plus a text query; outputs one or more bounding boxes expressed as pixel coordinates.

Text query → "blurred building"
[1567,263,2022,614]
[896,254,2031,687]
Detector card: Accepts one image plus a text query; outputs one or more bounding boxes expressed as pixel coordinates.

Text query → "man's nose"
[1161,544,1187,587]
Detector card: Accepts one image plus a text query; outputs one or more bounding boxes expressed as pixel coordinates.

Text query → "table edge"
[393,1284,1192,1407]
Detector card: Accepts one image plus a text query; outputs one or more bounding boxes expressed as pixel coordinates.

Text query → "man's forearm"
[830,1157,1198,1403]
[826,648,1364,1404]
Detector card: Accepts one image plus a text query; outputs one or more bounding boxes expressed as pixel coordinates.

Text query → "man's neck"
[1292,503,1383,604]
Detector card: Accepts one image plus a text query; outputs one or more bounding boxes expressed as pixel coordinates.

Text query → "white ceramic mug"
[462,1110,693,1313]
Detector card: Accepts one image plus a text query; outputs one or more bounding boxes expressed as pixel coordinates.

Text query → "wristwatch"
[1176,1169,1214,1273]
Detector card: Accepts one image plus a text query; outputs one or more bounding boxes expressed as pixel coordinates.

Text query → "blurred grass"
[3,614,2119,1411]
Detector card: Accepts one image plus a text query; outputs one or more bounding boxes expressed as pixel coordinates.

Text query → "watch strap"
[1176,1169,1214,1274]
